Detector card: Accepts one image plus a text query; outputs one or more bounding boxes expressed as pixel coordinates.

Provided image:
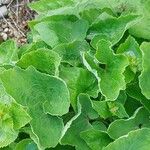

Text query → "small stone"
[1,33,7,40]
[0,6,8,18]
[1,0,11,4]
[2,23,7,29]
[4,28,8,33]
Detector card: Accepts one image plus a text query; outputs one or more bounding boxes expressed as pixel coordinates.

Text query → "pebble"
[0,5,8,18]
[0,0,11,5]
[2,23,7,29]
[1,32,7,40]
[4,27,8,33]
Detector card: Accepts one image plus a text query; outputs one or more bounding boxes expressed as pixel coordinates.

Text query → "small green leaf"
[92,100,128,119]
[0,103,18,148]
[17,49,61,75]
[15,139,38,150]
[0,40,18,66]
[91,121,107,131]
[80,129,112,150]
[92,101,112,119]
[10,102,31,130]
[0,83,30,148]
[53,40,90,66]
[117,35,142,83]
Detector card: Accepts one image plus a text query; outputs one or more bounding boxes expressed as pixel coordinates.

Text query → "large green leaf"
[0,66,70,148]
[0,66,70,116]
[34,19,89,48]
[104,128,150,150]
[95,0,150,40]
[89,14,140,47]
[107,107,150,139]
[29,105,64,148]
[83,40,128,100]
[59,66,99,109]
[61,94,100,150]
[29,0,74,13]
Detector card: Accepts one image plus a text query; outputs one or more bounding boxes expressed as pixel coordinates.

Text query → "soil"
[0,0,35,45]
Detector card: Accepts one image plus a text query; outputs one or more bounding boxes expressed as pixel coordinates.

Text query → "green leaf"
[29,105,64,148]
[0,83,30,148]
[17,49,61,75]
[79,8,102,25]
[107,107,150,139]
[117,36,142,83]
[59,66,99,109]
[10,102,31,130]
[104,128,150,150]
[80,129,112,150]
[15,139,38,150]
[0,66,70,116]
[83,40,128,100]
[0,40,18,66]
[0,66,70,148]
[0,103,18,148]
[0,101,30,148]
[76,94,98,119]
[18,41,51,58]
[95,0,150,40]
[128,1,150,40]
[107,101,128,118]
[53,40,90,66]
[126,75,150,112]
[89,14,140,48]
[139,42,150,99]
[29,0,74,13]
[61,94,96,150]
[92,101,112,119]
[91,121,107,131]
[34,19,89,48]
[117,36,141,65]
[124,96,141,116]
[92,100,128,119]
[61,115,91,150]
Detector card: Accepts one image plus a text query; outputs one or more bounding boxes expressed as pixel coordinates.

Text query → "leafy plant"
[0,0,150,149]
